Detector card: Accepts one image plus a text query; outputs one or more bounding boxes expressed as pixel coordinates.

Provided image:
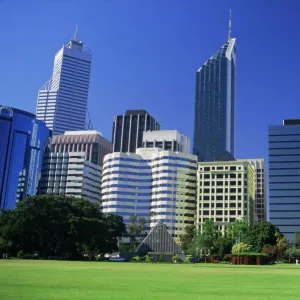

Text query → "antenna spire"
[228,9,232,40]
[73,24,79,41]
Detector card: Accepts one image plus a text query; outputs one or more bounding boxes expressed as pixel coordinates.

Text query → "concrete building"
[51,130,112,166]
[193,18,236,162]
[101,148,197,240]
[196,152,256,233]
[269,119,300,241]
[0,105,51,210]
[36,28,92,135]
[112,110,160,153]
[143,130,190,153]
[39,152,101,205]
[238,159,266,222]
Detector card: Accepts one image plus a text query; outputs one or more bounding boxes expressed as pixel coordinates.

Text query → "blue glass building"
[0,106,51,210]
[193,37,236,162]
[269,120,300,241]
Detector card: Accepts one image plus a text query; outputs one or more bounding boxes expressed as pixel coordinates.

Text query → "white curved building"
[101,148,197,239]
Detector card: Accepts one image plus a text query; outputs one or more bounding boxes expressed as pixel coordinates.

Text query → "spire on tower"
[73,24,79,41]
[228,9,232,41]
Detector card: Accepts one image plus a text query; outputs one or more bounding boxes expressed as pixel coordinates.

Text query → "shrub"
[185,255,193,264]
[144,255,151,263]
[133,255,141,262]
[223,254,232,262]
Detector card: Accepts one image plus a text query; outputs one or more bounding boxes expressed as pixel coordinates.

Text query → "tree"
[212,237,233,259]
[246,221,278,252]
[286,247,300,259]
[179,225,196,254]
[195,234,213,256]
[202,219,219,239]
[231,242,251,254]
[0,195,126,259]
[295,232,300,248]
[226,220,249,243]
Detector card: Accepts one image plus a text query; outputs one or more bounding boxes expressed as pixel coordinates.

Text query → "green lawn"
[1,260,300,300]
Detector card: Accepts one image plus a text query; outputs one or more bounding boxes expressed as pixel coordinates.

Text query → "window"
[217,181,223,186]
[217,188,223,193]
[216,196,223,200]
[204,167,210,171]
[230,166,236,171]
[230,188,236,193]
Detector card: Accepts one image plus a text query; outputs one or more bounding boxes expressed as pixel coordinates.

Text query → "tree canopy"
[0,195,126,259]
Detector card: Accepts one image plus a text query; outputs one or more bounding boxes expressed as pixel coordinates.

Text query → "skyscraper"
[193,14,236,162]
[269,119,300,241]
[51,130,112,166]
[101,148,197,240]
[36,27,92,135]
[0,105,51,210]
[112,110,160,153]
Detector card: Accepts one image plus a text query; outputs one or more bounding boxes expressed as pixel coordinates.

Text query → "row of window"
[200,188,247,194]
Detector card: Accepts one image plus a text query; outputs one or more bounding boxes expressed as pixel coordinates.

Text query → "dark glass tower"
[269,120,300,242]
[112,110,160,153]
[193,36,236,162]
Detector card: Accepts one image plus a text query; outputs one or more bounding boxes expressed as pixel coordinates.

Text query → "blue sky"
[1,0,300,166]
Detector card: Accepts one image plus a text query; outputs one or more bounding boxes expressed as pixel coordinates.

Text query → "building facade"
[112,110,160,153]
[269,120,300,241]
[196,155,255,233]
[193,37,236,162]
[143,130,190,153]
[0,106,51,210]
[51,130,112,166]
[101,148,197,240]
[36,30,92,135]
[39,152,101,205]
[238,159,266,222]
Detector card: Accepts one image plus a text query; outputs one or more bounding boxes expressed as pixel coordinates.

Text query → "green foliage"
[172,254,179,263]
[226,220,249,242]
[0,195,126,259]
[231,242,251,254]
[144,255,151,263]
[212,237,233,259]
[128,215,147,250]
[195,234,213,255]
[158,254,163,262]
[179,225,196,254]
[286,247,300,258]
[202,219,220,238]
[294,232,300,248]
[185,254,193,263]
[133,255,141,262]
[246,221,278,252]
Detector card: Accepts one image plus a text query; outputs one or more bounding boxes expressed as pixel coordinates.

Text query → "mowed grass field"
[1,260,300,300]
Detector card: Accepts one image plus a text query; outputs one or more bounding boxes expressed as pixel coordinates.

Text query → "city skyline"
[2,1,300,169]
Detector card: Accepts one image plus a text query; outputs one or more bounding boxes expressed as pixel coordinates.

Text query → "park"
[1,260,300,300]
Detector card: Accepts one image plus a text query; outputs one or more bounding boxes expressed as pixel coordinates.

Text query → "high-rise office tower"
[238,159,266,222]
[39,152,101,205]
[51,130,112,166]
[0,105,51,210]
[196,153,256,234]
[143,130,190,153]
[269,119,300,241]
[193,13,236,162]
[112,110,160,153]
[36,27,92,135]
[101,148,197,241]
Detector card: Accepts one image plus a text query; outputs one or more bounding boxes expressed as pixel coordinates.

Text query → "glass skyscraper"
[193,36,236,162]
[36,28,92,135]
[269,120,300,241]
[0,106,51,210]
